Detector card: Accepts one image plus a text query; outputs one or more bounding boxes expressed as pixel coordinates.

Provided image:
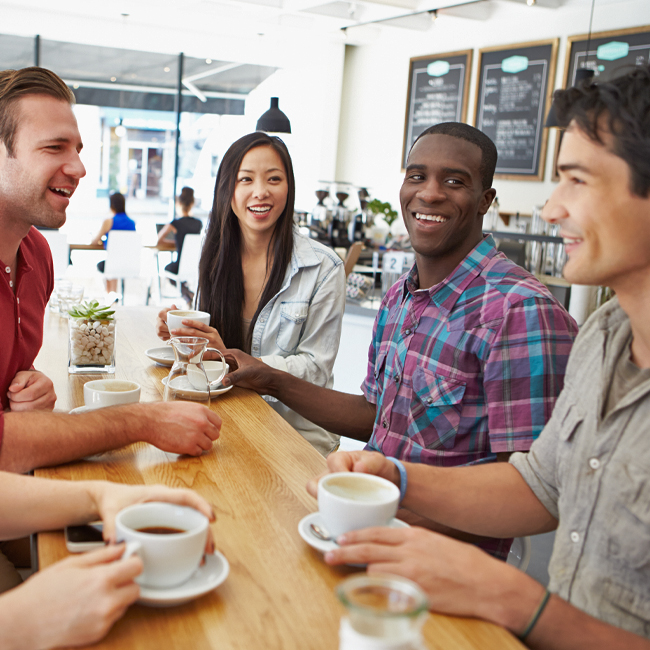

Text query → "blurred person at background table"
[0,471,215,649]
[222,122,577,558]
[0,66,221,589]
[156,132,346,456]
[91,192,136,296]
[306,65,650,649]
[157,186,202,302]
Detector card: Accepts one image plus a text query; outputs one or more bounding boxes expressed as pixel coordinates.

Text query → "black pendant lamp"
[545,0,596,128]
[545,69,595,127]
[256,97,291,133]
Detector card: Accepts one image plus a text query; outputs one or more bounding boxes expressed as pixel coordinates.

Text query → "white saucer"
[298,512,409,555]
[162,361,233,399]
[145,347,175,367]
[137,551,229,607]
[69,405,94,414]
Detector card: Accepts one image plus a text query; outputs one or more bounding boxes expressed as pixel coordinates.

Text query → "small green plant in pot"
[68,300,117,373]
[367,199,399,228]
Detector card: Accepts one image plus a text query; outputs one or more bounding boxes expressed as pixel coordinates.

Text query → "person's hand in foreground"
[89,480,216,550]
[306,450,399,497]
[156,304,225,350]
[325,525,545,637]
[0,544,142,650]
[221,349,276,393]
[7,370,57,412]
[137,402,222,456]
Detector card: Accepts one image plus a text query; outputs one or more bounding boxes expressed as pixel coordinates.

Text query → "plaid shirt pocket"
[410,368,466,450]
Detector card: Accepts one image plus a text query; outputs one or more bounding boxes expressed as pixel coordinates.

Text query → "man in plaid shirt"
[224,122,577,556]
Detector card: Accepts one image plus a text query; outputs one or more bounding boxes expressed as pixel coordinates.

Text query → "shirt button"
[570,531,580,543]
[9,280,13,287]
[404,329,411,336]
[17,297,19,303]
[382,420,388,428]
[394,375,400,383]
[426,397,433,405]
[4,266,9,273]
[589,458,600,470]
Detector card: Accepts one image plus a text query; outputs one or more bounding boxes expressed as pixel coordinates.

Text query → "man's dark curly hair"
[553,64,650,198]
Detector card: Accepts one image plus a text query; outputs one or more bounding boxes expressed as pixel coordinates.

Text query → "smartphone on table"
[64,522,104,553]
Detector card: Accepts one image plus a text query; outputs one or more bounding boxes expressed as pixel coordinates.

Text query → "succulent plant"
[67,300,115,321]
[366,199,399,227]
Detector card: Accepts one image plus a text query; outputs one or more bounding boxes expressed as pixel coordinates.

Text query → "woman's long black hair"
[197,132,295,353]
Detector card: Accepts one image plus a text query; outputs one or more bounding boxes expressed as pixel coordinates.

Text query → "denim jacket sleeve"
[257,235,346,388]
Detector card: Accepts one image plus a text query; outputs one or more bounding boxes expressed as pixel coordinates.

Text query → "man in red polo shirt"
[0,67,222,590]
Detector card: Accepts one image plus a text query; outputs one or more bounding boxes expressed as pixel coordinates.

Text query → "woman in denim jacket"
[157,133,345,455]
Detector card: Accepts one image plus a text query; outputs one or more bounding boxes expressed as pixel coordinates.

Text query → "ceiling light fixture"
[429,9,438,22]
[340,0,483,33]
[256,97,291,134]
[526,0,536,6]
[115,118,126,138]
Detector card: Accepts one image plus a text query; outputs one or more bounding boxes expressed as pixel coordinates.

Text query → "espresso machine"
[347,187,369,244]
[329,189,352,248]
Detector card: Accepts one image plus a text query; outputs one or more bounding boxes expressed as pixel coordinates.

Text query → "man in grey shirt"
[295,66,650,648]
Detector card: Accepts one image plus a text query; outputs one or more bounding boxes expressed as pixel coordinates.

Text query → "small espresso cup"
[167,310,211,332]
[83,379,141,409]
[115,502,209,588]
[318,472,400,539]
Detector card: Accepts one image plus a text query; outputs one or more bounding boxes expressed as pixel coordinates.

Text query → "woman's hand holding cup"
[156,305,226,351]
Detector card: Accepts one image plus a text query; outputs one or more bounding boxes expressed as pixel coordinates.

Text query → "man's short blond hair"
[0,67,75,157]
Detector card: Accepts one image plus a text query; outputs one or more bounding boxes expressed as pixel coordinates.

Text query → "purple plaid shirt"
[362,236,578,557]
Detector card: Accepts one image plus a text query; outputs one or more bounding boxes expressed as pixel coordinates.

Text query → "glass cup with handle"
[163,337,228,406]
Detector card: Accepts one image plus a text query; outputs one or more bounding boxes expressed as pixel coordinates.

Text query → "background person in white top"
[157,133,345,456]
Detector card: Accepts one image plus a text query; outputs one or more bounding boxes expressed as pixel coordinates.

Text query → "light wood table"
[34,307,523,650]
[68,242,176,252]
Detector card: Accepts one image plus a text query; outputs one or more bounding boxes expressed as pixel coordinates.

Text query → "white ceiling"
[0,0,626,43]
[0,0,637,66]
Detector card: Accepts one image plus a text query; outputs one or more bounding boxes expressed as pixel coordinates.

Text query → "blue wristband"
[386,457,407,503]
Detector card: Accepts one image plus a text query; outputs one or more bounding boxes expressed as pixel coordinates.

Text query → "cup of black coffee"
[115,502,209,588]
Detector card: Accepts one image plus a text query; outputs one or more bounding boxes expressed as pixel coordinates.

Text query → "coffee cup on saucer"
[116,502,209,589]
[317,473,400,539]
[83,379,141,409]
[167,310,210,332]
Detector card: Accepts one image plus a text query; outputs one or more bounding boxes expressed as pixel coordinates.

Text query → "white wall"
[336,0,650,216]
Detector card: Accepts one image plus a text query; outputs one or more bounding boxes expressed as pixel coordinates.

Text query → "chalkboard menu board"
[402,50,472,170]
[475,39,558,181]
[564,25,650,87]
[551,26,650,179]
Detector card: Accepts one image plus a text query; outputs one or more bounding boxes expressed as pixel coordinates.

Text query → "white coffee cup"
[115,502,209,588]
[167,310,211,332]
[83,379,141,409]
[318,473,400,539]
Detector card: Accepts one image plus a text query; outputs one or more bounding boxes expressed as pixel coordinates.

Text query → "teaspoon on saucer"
[310,523,335,542]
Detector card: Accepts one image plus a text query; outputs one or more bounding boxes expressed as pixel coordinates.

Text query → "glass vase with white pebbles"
[68,300,116,374]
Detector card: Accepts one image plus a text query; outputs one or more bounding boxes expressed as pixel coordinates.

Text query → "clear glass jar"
[337,575,428,650]
[68,317,116,374]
